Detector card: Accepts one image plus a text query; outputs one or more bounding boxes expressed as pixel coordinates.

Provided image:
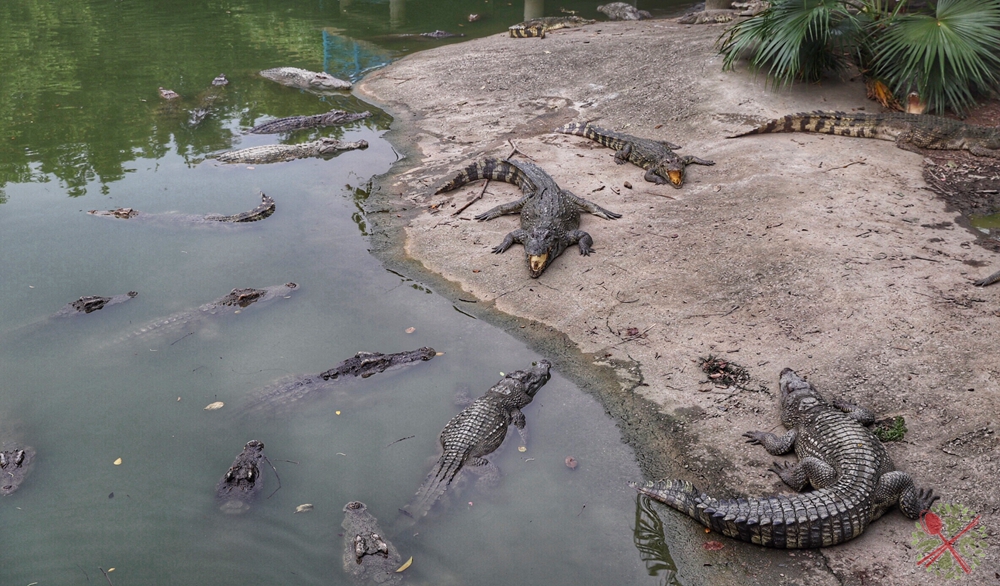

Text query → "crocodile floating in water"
[420,30,464,38]
[555,122,715,188]
[400,360,551,523]
[249,110,372,134]
[216,440,267,514]
[214,138,367,164]
[88,193,275,223]
[1,441,35,496]
[435,157,621,277]
[54,291,138,317]
[598,2,652,20]
[508,15,595,37]
[342,501,403,585]
[730,111,1000,158]
[260,67,351,91]
[630,368,938,548]
[187,73,229,127]
[240,347,438,415]
[109,282,298,347]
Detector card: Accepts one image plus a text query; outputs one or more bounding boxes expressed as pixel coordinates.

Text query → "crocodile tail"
[729,111,885,139]
[434,158,530,195]
[554,121,591,137]
[630,479,705,518]
[401,453,465,521]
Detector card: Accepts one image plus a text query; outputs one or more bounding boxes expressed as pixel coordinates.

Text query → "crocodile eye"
[14,450,24,466]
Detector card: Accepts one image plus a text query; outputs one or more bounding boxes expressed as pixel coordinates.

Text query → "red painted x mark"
[916,510,981,574]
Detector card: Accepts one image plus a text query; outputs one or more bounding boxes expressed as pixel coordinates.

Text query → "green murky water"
[0,1,693,584]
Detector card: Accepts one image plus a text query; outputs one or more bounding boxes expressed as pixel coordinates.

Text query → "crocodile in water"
[435,157,621,277]
[260,67,351,91]
[342,501,403,585]
[421,30,464,38]
[630,368,938,548]
[730,111,1000,158]
[54,291,138,317]
[249,110,373,134]
[400,360,551,522]
[509,15,595,37]
[555,122,715,188]
[598,2,652,20]
[216,440,267,514]
[89,193,275,223]
[215,138,367,164]
[1,442,36,496]
[188,73,229,127]
[240,347,438,414]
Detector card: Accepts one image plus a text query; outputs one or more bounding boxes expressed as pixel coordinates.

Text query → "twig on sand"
[451,140,523,216]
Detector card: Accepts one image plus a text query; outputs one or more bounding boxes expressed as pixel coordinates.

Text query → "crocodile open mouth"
[528,253,549,277]
[667,170,683,186]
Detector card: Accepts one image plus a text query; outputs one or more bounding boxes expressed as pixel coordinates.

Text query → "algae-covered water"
[0,1,692,584]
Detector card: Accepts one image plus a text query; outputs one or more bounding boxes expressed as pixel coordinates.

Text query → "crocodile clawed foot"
[769,461,793,475]
[917,488,940,511]
[742,431,765,445]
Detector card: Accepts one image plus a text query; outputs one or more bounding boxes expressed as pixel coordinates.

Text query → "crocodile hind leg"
[743,429,798,455]
[974,267,1000,286]
[491,229,528,254]
[770,457,837,491]
[465,456,502,490]
[474,195,531,222]
[832,399,876,425]
[565,230,595,256]
[613,144,633,165]
[872,470,939,520]
[562,190,622,220]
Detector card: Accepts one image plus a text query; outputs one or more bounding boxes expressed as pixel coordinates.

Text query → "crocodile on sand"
[400,360,551,522]
[597,2,652,20]
[249,110,372,134]
[342,501,403,585]
[630,368,938,548]
[54,291,138,317]
[1,442,35,496]
[509,15,595,37]
[89,193,275,223]
[216,440,267,514]
[260,67,351,91]
[555,122,715,188]
[214,138,367,164]
[240,347,438,414]
[730,111,1000,158]
[435,157,621,277]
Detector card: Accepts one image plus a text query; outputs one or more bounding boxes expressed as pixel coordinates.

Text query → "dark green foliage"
[873,415,907,442]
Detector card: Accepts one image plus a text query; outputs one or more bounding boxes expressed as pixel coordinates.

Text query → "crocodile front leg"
[562,191,622,220]
[832,399,876,425]
[743,429,798,455]
[643,167,669,185]
[565,230,594,255]
[770,457,838,491]
[614,143,632,165]
[681,155,716,166]
[475,195,531,221]
[511,407,529,446]
[872,470,939,519]
[491,229,528,254]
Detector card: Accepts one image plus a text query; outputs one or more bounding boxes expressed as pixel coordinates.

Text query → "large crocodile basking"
[400,360,551,523]
[435,157,621,277]
[260,67,351,91]
[508,15,595,38]
[597,2,652,20]
[342,501,403,585]
[249,110,372,134]
[1,441,35,496]
[240,347,438,414]
[555,122,715,188]
[630,368,938,548]
[214,138,367,164]
[88,193,275,223]
[216,440,267,514]
[54,291,138,317]
[730,111,1000,157]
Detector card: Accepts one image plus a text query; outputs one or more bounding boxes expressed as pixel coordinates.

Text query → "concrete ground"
[357,20,999,585]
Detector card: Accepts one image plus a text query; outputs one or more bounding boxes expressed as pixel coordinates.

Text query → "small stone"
[565,456,578,469]
[623,181,632,189]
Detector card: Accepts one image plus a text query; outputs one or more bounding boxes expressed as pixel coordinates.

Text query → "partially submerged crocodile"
[597,2,652,20]
[187,73,229,127]
[555,122,715,187]
[88,193,275,223]
[240,347,438,414]
[730,111,1000,157]
[249,110,372,134]
[1,442,35,496]
[400,360,551,522]
[342,501,403,585]
[54,291,138,317]
[509,15,595,37]
[630,368,938,548]
[260,67,351,91]
[421,30,464,38]
[435,157,621,277]
[215,138,367,164]
[216,440,267,514]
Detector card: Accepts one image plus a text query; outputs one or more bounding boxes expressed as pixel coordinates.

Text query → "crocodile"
[434,157,621,277]
[214,138,368,164]
[216,440,267,514]
[88,193,275,223]
[630,368,939,548]
[259,67,351,91]
[730,111,1000,158]
[1,442,35,496]
[54,291,138,317]
[974,268,1000,287]
[188,73,229,127]
[597,2,652,20]
[342,501,403,585]
[400,359,551,522]
[509,15,595,37]
[240,347,438,414]
[421,30,464,38]
[555,122,715,188]
[109,282,298,347]
[249,110,372,134]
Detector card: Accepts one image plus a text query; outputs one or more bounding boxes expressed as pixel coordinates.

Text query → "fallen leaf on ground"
[703,541,724,551]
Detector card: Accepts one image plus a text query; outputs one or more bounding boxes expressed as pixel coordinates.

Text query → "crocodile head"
[71,295,111,313]
[88,207,139,219]
[778,368,828,426]
[654,164,686,189]
[0,446,35,496]
[318,137,369,155]
[309,72,346,90]
[524,228,568,278]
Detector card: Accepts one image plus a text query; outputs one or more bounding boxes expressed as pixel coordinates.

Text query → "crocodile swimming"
[730,111,1000,158]
[260,67,351,91]
[435,157,621,277]
[1,441,35,496]
[88,193,275,223]
[187,73,230,127]
[342,501,403,585]
[555,122,715,188]
[240,347,438,415]
[508,15,595,37]
[54,291,138,317]
[216,440,268,514]
[400,360,551,523]
[214,138,367,164]
[630,368,939,548]
[249,110,372,134]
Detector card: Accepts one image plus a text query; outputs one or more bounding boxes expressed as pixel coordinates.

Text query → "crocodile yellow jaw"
[528,254,549,278]
[668,170,683,187]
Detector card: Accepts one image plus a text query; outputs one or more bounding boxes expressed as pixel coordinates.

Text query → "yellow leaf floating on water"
[396,556,413,573]
[113,458,122,466]
[204,401,225,410]
[517,446,526,452]
[335,410,341,415]
[294,504,314,514]
[108,568,115,572]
